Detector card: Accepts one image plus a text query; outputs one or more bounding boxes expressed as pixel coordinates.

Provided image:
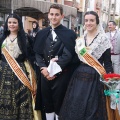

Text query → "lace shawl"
[75,31,112,63]
[2,37,22,59]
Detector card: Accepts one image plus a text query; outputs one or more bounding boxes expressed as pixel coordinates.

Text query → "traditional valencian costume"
[0,36,35,119]
[0,13,42,119]
[59,25,114,120]
[0,36,42,120]
[34,24,79,116]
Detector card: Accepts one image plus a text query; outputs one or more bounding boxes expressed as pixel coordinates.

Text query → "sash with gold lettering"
[2,45,42,120]
[2,46,34,92]
[75,36,106,75]
[76,37,120,120]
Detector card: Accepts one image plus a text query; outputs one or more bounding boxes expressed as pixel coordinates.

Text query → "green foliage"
[115,18,120,28]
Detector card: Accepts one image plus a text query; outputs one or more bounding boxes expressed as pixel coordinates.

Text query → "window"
[54,0,57,3]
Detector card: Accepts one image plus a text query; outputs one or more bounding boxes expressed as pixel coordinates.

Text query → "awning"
[0,0,77,17]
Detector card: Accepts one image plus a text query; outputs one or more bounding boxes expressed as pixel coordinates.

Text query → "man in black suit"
[34,4,79,120]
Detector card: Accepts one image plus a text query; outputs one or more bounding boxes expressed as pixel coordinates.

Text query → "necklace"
[85,34,99,46]
[9,36,17,42]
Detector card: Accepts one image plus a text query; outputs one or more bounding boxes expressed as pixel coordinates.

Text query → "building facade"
[0,0,78,32]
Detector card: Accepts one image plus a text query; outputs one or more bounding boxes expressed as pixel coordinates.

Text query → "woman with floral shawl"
[59,11,115,120]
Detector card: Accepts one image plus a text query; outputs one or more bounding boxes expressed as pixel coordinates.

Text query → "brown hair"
[84,11,99,25]
[49,4,63,15]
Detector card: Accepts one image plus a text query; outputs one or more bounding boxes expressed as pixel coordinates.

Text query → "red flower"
[103,73,120,81]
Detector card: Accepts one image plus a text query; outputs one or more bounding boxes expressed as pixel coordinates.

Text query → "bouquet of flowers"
[100,73,120,115]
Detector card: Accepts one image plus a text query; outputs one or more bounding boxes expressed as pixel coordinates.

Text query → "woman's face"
[7,18,19,33]
[84,14,97,32]
[32,23,37,28]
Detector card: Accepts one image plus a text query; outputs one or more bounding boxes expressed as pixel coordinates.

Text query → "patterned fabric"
[59,64,108,120]
[3,37,22,59]
[0,37,33,119]
[2,47,33,92]
[76,29,111,60]
[89,33,111,59]
[0,61,33,120]
[75,38,106,75]
[59,26,112,120]
[110,30,117,54]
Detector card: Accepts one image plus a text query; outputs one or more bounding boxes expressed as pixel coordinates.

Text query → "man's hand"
[46,75,56,80]
[41,67,49,77]
[51,57,58,62]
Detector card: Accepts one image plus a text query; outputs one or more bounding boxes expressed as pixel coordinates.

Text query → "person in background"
[30,21,40,71]
[34,4,79,120]
[0,24,4,38]
[30,21,40,42]
[106,21,120,74]
[0,13,36,119]
[59,11,113,120]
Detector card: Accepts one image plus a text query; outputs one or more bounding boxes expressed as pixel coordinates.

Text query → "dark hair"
[49,4,63,15]
[84,11,99,25]
[32,21,39,29]
[109,21,117,26]
[3,13,27,57]
[4,13,25,36]
[32,21,39,26]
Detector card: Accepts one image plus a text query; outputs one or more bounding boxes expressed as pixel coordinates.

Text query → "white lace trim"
[89,32,112,59]
[2,37,22,59]
[75,31,112,62]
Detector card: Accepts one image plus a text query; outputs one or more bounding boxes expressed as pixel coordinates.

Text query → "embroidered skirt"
[59,63,108,120]
[0,60,33,120]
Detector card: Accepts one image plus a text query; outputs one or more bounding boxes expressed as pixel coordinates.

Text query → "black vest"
[43,32,64,66]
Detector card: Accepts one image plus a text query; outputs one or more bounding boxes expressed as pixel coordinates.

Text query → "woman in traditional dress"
[59,11,113,120]
[0,13,35,119]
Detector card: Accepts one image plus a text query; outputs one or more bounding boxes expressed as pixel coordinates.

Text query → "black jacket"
[34,24,79,70]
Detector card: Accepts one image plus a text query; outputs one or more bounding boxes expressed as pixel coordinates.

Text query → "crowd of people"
[0,3,120,120]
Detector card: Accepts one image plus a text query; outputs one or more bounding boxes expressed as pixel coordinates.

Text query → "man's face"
[48,8,64,28]
[108,22,116,31]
